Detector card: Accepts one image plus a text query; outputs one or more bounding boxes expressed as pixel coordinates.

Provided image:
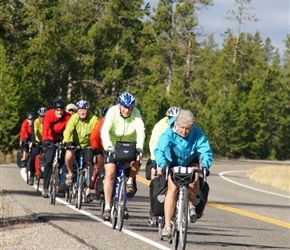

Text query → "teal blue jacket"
[154,117,213,169]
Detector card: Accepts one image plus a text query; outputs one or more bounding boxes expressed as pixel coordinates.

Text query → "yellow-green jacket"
[149,116,169,160]
[63,112,98,147]
[101,105,145,150]
[34,118,43,143]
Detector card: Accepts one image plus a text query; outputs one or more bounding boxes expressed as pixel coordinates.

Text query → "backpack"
[149,174,168,216]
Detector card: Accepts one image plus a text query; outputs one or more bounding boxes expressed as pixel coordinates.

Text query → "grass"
[248,165,290,193]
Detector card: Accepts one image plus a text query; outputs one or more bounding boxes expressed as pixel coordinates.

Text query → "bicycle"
[161,166,208,250]
[106,141,141,231]
[65,145,92,210]
[48,142,64,205]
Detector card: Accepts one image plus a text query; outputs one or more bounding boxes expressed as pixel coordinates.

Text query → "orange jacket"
[90,117,104,152]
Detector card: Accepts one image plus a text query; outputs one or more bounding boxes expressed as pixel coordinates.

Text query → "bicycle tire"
[178,188,189,250]
[100,197,105,214]
[51,167,59,205]
[26,163,29,184]
[111,203,117,229]
[77,170,83,210]
[36,177,40,191]
[117,176,126,231]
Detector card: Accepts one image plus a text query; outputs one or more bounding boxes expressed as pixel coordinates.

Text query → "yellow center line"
[136,173,290,229]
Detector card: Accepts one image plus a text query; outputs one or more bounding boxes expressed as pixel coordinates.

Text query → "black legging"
[43,146,57,190]
[29,146,41,177]
[43,145,65,190]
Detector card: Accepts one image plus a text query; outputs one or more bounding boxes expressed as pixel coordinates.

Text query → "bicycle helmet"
[101,108,109,117]
[27,112,36,120]
[53,99,66,109]
[76,100,90,109]
[37,107,48,116]
[118,92,135,107]
[166,106,181,117]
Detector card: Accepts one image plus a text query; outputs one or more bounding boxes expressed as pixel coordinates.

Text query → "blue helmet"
[37,107,48,116]
[76,100,90,109]
[118,92,135,107]
[101,108,109,117]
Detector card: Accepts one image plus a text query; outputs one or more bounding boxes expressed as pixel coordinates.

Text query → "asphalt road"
[1,160,289,250]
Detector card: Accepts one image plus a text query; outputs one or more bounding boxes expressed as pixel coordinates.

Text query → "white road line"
[20,168,170,250]
[219,170,290,199]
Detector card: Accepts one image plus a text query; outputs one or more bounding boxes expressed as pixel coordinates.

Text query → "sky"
[146,0,290,53]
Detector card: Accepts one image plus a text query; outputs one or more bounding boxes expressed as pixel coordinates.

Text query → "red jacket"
[90,117,104,152]
[42,109,71,142]
[20,120,32,141]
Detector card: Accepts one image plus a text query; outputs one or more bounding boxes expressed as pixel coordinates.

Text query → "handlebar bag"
[114,141,137,162]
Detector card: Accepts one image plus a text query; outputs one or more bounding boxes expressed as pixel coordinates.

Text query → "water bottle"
[79,155,83,169]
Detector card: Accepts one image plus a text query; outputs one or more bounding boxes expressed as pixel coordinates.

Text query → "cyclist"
[149,106,181,179]
[28,107,48,185]
[147,106,180,224]
[19,112,36,164]
[66,103,77,115]
[63,100,98,201]
[154,109,213,238]
[42,99,71,198]
[90,108,109,198]
[100,92,145,220]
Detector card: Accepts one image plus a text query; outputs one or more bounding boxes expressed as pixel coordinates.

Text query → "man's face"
[118,104,133,118]
[27,118,34,126]
[54,108,64,119]
[38,115,45,123]
[67,109,76,115]
[78,108,88,120]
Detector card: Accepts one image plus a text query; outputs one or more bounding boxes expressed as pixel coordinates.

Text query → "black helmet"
[101,108,109,117]
[53,99,66,109]
[27,112,36,120]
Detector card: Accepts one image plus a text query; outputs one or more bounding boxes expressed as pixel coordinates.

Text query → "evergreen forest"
[0,0,289,160]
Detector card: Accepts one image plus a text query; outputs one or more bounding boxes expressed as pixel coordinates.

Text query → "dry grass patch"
[248,165,290,193]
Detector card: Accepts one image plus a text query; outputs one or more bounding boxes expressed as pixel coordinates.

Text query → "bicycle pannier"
[194,176,210,219]
[96,165,105,194]
[149,174,168,216]
[114,141,137,162]
[85,165,94,189]
[35,154,46,179]
[145,158,157,180]
[17,150,23,168]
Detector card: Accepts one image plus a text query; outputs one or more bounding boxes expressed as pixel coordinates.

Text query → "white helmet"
[166,106,181,117]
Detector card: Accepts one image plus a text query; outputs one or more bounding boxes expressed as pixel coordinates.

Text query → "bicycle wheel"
[77,170,84,210]
[26,161,30,184]
[178,188,189,250]
[36,177,40,191]
[117,176,126,231]
[51,167,59,206]
[111,202,117,229]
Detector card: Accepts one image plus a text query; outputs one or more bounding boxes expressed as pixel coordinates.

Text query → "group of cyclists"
[19,91,213,240]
